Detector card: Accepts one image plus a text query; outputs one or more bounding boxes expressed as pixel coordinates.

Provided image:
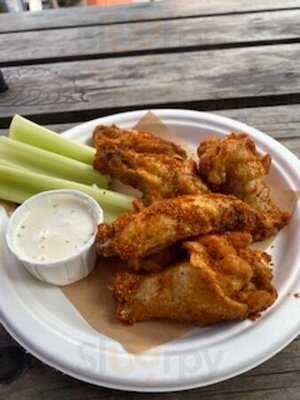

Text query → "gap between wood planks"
[1,43,300,127]
[2,38,300,68]
[1,6,300,35]
[2,94,300,129]
[1,7,300,67]
[1,104,300,141]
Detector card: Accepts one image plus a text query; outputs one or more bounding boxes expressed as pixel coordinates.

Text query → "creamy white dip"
[13,195,95,263]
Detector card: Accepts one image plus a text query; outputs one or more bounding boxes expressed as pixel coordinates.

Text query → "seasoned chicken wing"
[127,245,182,273]
[112,232,277,325]
[198,133,290,239]
[96,193,262,263]
[93,124,208,205]
[93,124,187,157]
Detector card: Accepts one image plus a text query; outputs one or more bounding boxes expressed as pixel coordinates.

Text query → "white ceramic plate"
[0,109,300,392]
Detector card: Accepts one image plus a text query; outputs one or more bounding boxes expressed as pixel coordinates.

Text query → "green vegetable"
[9,115,96,165]
[0,164,133,217]
[0,137,107,188]
[0,158,26,170]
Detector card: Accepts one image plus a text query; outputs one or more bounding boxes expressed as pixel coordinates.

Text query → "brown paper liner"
[63,259,191,353]
[135,111,196,158]
[0,200,17,216]
[62,112,195,354]
[0,112,298,353]
[59,112,299,353]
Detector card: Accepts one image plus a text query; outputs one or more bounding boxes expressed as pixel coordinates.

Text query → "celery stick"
[0,158,27,170]
[0,137,107,188]
[0,165,134,212]
[9,115,96,165]
[0,183,36,204]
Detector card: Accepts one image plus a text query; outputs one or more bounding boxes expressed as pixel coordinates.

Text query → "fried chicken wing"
[112,232,277,325]
[93,124,208,205]
[198,133,290,239]
[96,193,262,263]
[94,124,187,157]
[127,246,182,272]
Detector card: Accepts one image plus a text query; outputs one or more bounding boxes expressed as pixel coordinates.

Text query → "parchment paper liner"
[59,111,298,354]
[62,112,195,354]
[0,113,297,353]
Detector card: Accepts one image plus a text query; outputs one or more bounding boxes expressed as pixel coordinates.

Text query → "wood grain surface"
[1,43,300,126]
[0,0,299,33]
[1,104,300,141]
[1,9,300,66]
[1,0,300,398]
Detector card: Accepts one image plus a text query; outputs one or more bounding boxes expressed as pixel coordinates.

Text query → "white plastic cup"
[6,189,103,286]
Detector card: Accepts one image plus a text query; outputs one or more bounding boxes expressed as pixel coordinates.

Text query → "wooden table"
[0,0,300,397]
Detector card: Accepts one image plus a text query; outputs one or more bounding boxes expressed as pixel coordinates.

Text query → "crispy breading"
[127,246,182,273]
[93,124,187,157]
[93,124,208,205]
[96,193,262,262]
[198,133,290,239]
[112,232,277,325]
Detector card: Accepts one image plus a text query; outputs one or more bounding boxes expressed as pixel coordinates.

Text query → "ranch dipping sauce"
[6,190,103,285]
[13,195,95,263]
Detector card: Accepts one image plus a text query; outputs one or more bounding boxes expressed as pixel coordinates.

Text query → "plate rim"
[1,109,300,392]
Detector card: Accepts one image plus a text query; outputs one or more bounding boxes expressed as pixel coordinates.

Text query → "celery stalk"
[0,165,134,213]
[0,183,36,204]
[0,158,27,170]
[0,137,107,188]
[9,115,96,165]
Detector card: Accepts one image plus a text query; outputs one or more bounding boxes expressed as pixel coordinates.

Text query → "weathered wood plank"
[1,10,300,66]
[1,43,300,124]
[279,137,300,156]
[0,324,9,340]
[1,105,300,140]
[0,0,299,34]
[0,342,299,399]
[219,106,300,140]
